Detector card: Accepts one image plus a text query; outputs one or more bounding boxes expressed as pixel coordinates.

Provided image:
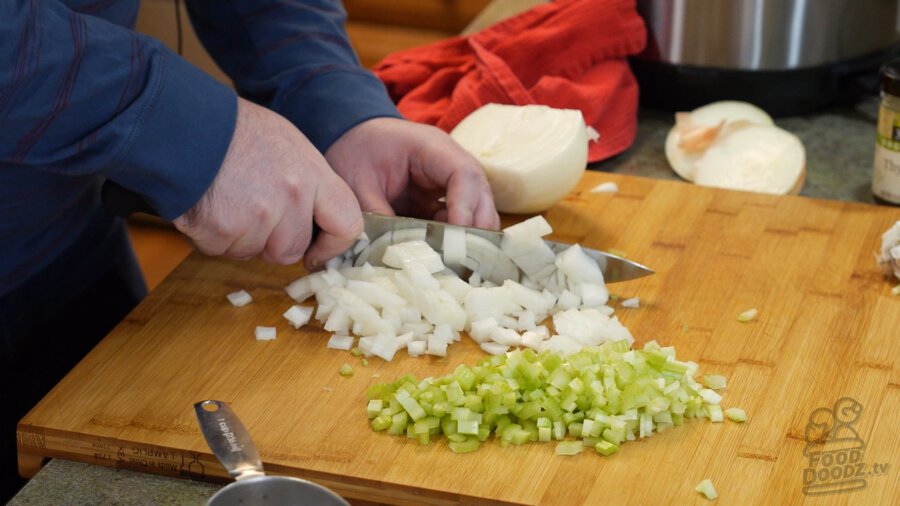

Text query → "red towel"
[373,0,647,163]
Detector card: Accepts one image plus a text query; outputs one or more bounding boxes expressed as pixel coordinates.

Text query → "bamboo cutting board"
[17,172,900,505]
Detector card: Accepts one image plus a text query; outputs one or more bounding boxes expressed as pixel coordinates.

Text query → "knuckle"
[249,199,272,224]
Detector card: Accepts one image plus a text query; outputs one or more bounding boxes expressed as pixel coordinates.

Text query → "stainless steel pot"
[195,400,349,506]
[631,0,900,115]
[637,0,899,70]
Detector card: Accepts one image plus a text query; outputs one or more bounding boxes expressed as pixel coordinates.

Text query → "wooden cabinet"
[135,0,491,73]
[344,0,491,32]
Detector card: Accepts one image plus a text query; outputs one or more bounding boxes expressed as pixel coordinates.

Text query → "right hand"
[173,98,363,269]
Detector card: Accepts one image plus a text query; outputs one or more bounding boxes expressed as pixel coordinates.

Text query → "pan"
[195,400,349,506]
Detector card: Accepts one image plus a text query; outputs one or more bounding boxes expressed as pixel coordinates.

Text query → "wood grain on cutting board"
[17,172,900,505]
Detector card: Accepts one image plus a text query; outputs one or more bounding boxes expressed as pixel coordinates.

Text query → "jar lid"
[881,59,900,97]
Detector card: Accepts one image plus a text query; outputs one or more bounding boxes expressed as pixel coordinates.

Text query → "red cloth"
[373,0,647,162]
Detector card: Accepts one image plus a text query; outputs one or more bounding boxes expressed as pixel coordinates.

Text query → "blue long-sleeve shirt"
[0,0,400,296]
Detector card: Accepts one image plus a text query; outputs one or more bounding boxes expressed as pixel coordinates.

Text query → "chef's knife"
[361,213,654,283]
[100,182,653,282]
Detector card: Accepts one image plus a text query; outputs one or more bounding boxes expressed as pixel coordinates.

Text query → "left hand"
[325,117,500,229]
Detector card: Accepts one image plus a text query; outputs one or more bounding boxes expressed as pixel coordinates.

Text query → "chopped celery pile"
[366,339,725,455]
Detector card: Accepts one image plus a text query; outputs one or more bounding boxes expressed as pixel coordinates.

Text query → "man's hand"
[325,117,500,229]
[173,98,363,270]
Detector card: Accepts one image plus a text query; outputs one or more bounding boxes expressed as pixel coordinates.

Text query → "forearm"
[185,0,401,152]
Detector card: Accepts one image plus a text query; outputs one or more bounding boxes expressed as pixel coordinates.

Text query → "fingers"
[173,98,364,268]
[444,168,500,229]
[353,181,397,218]
[471,184,501,230]
[303,177,364,270]
[406,124,500,229]
[259,212,313,265]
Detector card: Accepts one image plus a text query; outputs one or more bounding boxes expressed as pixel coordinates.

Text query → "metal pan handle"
[194,400,265,481]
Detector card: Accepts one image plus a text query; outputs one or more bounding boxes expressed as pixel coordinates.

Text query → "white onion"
[693,122,805,195]
[665,101,773,182]
[282,218,637,361]
[441,227,467,267]
[326,334,355,350]
[255,326,277,341]
[877,221,900,280]
[283,305,313,328]
[450,103,588,214]
[664,101,805,195]
[382,240,445,273]
[226,289,253,307]
[620,297,640,308]
[590,182,619,194]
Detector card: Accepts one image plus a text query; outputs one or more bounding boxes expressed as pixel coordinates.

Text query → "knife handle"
[102,180,325,256]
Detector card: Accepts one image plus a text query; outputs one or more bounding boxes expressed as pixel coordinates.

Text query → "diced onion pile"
[366,340,737,455]
[283,216,633,361]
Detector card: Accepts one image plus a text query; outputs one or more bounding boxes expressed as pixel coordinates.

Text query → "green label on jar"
[877,104,900,152]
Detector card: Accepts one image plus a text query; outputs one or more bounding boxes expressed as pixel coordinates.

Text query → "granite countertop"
[9,96,890,505]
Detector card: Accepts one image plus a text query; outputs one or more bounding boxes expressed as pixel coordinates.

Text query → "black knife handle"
[101,179,325,252]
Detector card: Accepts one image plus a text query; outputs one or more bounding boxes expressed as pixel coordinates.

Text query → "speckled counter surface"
[8,95,893,506]
[8,459,220,505]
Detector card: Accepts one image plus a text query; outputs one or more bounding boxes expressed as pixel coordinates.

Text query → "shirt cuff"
[106,51,237,220]
[276,68,402,153]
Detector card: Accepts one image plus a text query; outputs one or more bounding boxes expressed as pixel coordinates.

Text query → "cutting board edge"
[15,424,520,506]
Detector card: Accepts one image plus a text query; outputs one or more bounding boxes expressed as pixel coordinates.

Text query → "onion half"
[664,101,805,195]
[451,103,588,214]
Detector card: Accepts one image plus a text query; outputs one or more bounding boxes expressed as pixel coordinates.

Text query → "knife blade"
[359,213,653,283]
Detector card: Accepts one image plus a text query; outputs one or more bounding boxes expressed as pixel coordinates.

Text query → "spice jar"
[873,59,900,205]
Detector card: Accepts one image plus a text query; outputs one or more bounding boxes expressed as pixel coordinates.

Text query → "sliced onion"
[693,121,805,195]
[665,100,774,182]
